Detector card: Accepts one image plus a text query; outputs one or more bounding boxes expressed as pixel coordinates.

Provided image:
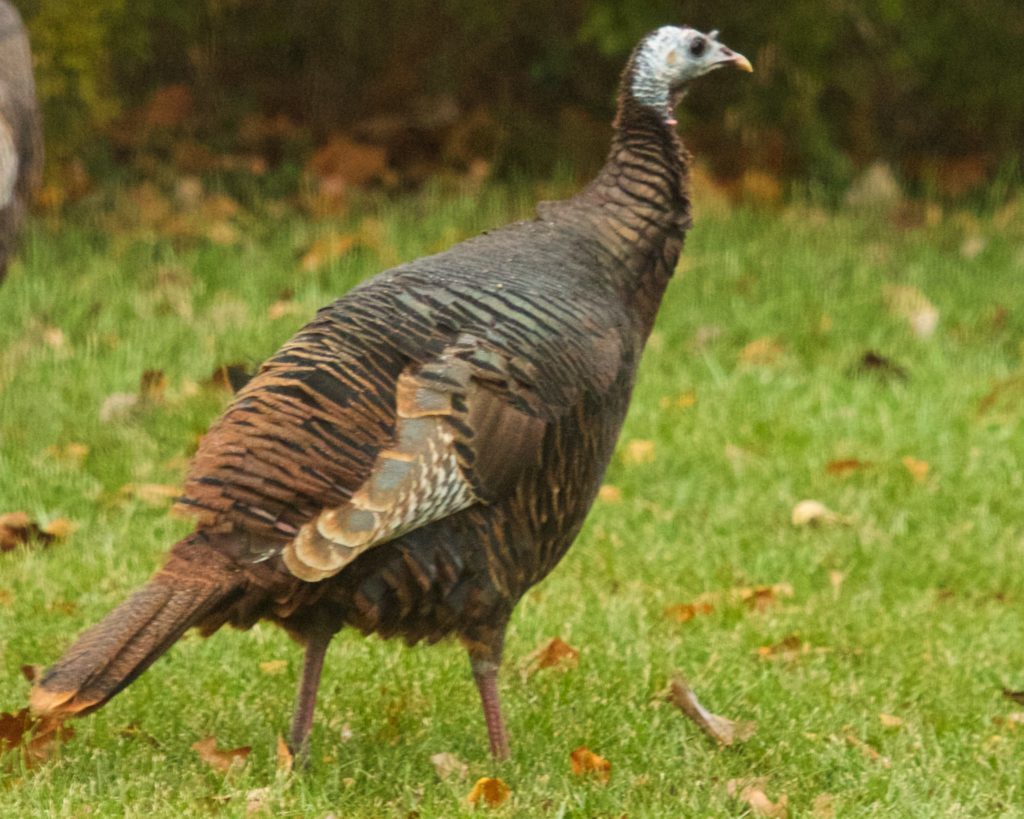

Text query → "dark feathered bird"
[31,26,751,760]
[0,0,42,281]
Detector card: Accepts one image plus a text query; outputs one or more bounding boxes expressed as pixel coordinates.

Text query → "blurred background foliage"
[15,0,1024,202]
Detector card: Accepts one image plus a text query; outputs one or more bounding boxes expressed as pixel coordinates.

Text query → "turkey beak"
[712,43,754,73]
[730,53,754,73]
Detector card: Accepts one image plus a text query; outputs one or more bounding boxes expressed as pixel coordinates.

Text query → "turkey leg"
[288,624,336,760]
[471,657,509,760]
[464,625,510,760]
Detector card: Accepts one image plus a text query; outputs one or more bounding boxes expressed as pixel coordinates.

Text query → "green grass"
[2,183,1024,817]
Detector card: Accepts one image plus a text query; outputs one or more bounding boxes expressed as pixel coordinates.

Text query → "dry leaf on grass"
[738,582,794,612]
[992,712,1024,729]
[191,735,251,774]
[668,674,756,746]
[45,442,90,466]
[623,438,656,465]
[597,484,621,503]
[275,734,293,773]
[1002,688,1024,705]
[205,363,254,393]
[756,634,805,661]
[844,733,891,767]
[569,746,611,783]
[811,792,836,818]
[0,512,74,553]
[259,659,288,675]
[663,601,714,623]
[878,713,903,728]
[826,458,871,477]
[901,456,930,483]
[726,777,789,817]
[139,369,168,402]
[430,751,468,782]
[739,337,784,366]
[0,708,75,768]
[520,636,579,677]
[267,300,302,320]
[99,392,139,422]
[300,233,358,272]
[466,776,510,807]
[884,284,939,339]
[791,500,844,527]
[120,483,181,507]
[849,350,909,382]
[659,392,697,410]
[246,786,273,814]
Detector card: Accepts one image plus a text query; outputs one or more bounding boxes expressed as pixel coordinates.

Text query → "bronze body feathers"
[32,25,753,761]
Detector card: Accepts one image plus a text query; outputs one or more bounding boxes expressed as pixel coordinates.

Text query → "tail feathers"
[31,566,240,719]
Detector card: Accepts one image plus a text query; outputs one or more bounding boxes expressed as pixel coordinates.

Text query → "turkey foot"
[668,673,756,746]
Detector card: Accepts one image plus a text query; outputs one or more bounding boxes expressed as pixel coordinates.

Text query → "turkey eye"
[689,38,706,57]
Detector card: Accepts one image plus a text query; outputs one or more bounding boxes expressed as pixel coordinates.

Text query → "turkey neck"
[575,89,691,338]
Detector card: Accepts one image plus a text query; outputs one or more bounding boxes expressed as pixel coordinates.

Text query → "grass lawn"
[1,180,1023,817]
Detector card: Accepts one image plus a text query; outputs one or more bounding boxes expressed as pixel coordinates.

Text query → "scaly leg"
[464,623,510,760]
[288,626,335,761]
[471,657,510,760]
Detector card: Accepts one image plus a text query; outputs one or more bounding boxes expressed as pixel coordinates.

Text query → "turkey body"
[32,25,751,761]
[182,206,678,650]
[0,0,42,281]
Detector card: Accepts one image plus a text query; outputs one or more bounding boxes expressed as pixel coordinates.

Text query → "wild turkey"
[31,27,751,760]
[0,0,43,281]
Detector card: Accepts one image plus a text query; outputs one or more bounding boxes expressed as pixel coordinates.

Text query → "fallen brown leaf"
[658,392,697,410]
[878,713,903,728]
[430,751,468,782]
[597,484,622,503]
[521,636,580,677]
[45,442,90,466]
[192,735,251,774]
[901,455,930,483]
[300,233,357,273]
[738,582,794,612]
[120,483,181,507]
[811,792,836,819]
[259,659,288,675]
[844,733,891,767]
[139,369,168,402]
[276,734,293,773]
[569,746,611,783]
[829,570,845,599]
[622,438,656,465]
[726,777,788,817]
[98,392,140,422]
[205,363,254,393]
[0,512,70,553]
[826,458,871,477]
[992,712,1024,729]
[246,786,272,814]
[884,284,939,338]
[1002,688,1024,705]
[0,708,74,767]
[756,634,804,661]
[267,300,302,320]
[466,776,510,807]
[739,336,784,366]
[19,664,41,683]
[791,500,843,527]
[663,601,714,623]
[668,673,756,746]
[849,350,908,382]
